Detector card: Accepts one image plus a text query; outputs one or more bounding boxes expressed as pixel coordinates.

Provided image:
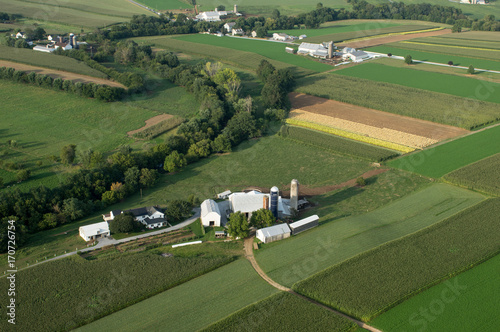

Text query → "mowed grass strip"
[202,292,357,332]
[294,198,500,322]
[255,183,485,287]
[388,124,500,178]
[0,44,107,78]
[334,62,500,105]
[295,73,500,130]
[444,152,500,196]
[372,252,500,332]
[76,259,279,332]
[173,34,333,73]
[281,125,399,162]
[367,44,500,69]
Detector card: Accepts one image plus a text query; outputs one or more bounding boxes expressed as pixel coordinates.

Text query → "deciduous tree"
[227,211,249,239]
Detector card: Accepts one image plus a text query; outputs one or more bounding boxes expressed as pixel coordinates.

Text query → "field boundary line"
[400,40,500,52]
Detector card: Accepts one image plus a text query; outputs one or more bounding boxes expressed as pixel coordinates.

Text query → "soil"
[289,93,468,141]
[0,60,126,88]
[127,113,174,137]
[338,28,452,49]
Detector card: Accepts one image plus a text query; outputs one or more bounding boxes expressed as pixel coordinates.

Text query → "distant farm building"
[256,223,291,243]
[224,22,236,32]
[232,28,244,36]
[228,189,291,219]
[342,49,370,62]
[289,215,319,235]
[251,31,258,38]
[273,33,290,41]
[102,206,167,229]
[196,5,239,22]
[201,199,222,227]
[299,34,307,39]
[79,222,110,242]
[297,42,329,58]
[33,45,55,53]
[285,47,295,54]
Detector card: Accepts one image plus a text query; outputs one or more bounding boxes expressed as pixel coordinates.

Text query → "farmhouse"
[289,215,319,235]
[201,199,222,227]
[232,28,244,36]
[102,206,167,229]
[251,31,258,38]
[273,33,290,41]
[256,223,291,243]
[79,221,110,242]
[297,42,329,58]
[224,22,236,33]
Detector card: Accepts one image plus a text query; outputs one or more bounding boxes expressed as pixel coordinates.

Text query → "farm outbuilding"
[256,223,291,244]
[79,222,110,242]
[201,199,222,227]
[289,215,319,235]
[217,190,232,199]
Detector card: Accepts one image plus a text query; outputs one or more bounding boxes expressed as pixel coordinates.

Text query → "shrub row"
[133,116,185,140]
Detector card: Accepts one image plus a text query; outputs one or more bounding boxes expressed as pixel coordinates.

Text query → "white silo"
[270,186,279,219]
[290,179,299,210]
[328,41,334,59]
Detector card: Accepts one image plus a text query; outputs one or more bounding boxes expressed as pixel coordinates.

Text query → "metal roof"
[201,199,221,218]
[289,215,319,229]
[257,223,291,238]
[230,192,266,213]
[79,222,109,235]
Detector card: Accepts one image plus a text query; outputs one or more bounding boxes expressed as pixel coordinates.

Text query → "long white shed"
[256,224,291,244]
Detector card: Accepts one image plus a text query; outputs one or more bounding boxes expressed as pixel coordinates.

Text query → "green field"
[76,259,279,331]
[444,152,500,196]
[410,36,500,51]
[294,198,500,321]
[335,62,500,105]
[203,292,357,332]
[0,0,150,28]
[0,250,233,331]
[367,44,500,68]
[136,0,192,10]
[271,21,401,38]
[439,31,500,42]
[174,34,333,73]
[372,252,500,332]
[255,183,485,287]
[296,72,500,130]
[388,124,500,178]
[281,125,399,162]
[0,44,107,78]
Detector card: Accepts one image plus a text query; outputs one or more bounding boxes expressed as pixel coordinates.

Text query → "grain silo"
[263,195,269,210]
[69,33,74,47]
[290,179,299,210]
[328,41,334,59]
[270,186,279,218]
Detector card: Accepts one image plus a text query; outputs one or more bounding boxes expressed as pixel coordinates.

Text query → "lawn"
[334,62,500,105]
[255,183,484,287]
[296,72,500,130]
[202,292,357,332]
[174,34,333,73]
[0,247,234,331]
[368,44,500,68]
[136,0,192,10]
[75,259,279,331]
[444,152,500,196]
[294,198,500,321]
[388,124,500,178]
[372,252,500,332]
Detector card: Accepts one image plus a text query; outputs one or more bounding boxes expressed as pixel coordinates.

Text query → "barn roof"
[257,223,291,238]
[201,199,221,217]
[289,215,319,229]
[79,221,109,236]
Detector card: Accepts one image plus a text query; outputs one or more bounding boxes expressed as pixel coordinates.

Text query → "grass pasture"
[372,252,500,332]
[388,124,500,178]
[294,198,500,322]
[439,31,500,42]
[296,72,500,130]
[202,292,357,332]
[136,0,192,10]
[444,152,500,196]
[255,183,485,287]
[76,259,279,332]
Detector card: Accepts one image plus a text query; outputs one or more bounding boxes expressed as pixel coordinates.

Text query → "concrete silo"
[270,186,279,218]
[290,179,299,210]
[328,41,334,59]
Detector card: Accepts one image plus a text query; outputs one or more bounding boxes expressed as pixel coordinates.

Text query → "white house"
[15,32,26,39]
[54,42,72,50]
[224,22,236,33]
[297,42,328,58]
[79,222,110,242]
[342,50,370,62]
[273,33,289,41]
[232,28,244,36]
[103,206,167,229]
[256,223,291,243]
[251,30,258,38]
[201,199,222,227]
[299,34,307,40]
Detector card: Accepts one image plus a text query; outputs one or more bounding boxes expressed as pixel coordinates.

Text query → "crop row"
[289,109,437,148]
[294,198,500,322]
[280,125,398,162]
[444,152,500,196]
[286,118,414,153]
[409,36,500,50]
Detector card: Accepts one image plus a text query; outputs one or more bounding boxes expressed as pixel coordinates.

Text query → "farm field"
[409,35,500,50]
[294,198,500,321]
[271,21,401,38]
[202,292,357,332]
[388,124,500,178]
[174,34,333,73]
[0,45,107,78]
[0,18,82,34]
[334,63,500,105]
[281,125,399,162]
[136,0,192,10]
[439,31,500,42]
[0,0,150,28]
[295,72,500,130]
[76,259,279,332]
[367,44,500,68]
[0,250,233,331]
[372,252,500,332]
[444,152,500,196]
[255,183,485,287]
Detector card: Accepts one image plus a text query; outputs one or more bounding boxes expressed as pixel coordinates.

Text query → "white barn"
[297,42,328,58]
[343,50,370,62]
[79,222,110,242]
[289,215,319,235]
[201,199,222,227]
[256,223,291,243]
[228,191,291,219]
[273,33,289,41]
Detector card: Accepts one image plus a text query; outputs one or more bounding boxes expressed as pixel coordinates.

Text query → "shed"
[289,215,319,235]
[217,190,232,199]
[215,230,226,238]
[79,222,110,242]
[256,223,291,244]
[201,199,221,227]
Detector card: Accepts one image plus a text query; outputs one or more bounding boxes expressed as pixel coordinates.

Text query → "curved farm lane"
[244,237,382,332]
[0,60,126,88]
